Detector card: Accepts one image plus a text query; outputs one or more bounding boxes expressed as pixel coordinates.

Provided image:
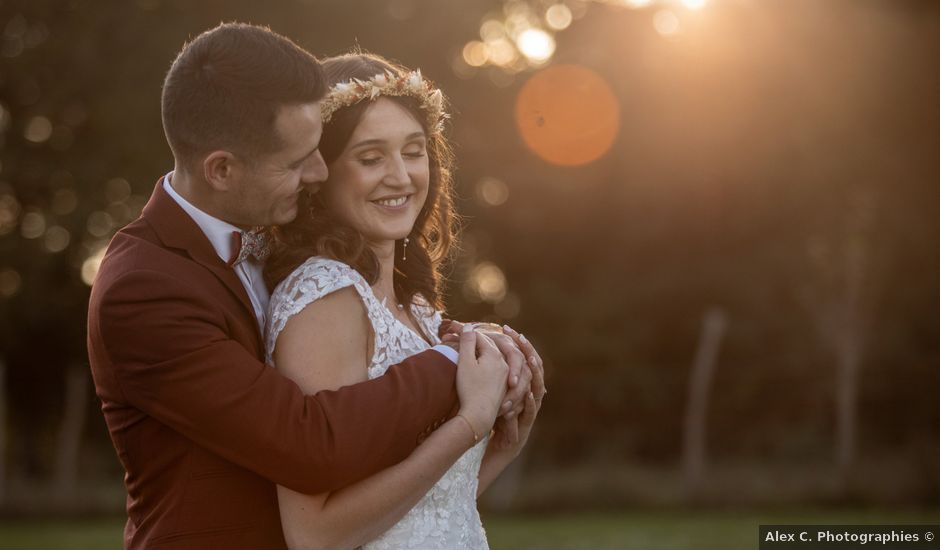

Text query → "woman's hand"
[491,325,546,453]
[455,328,508,441]
[475,325,547,496]
[494,325,548,453]
[441,321,536,421]
[442,319,546,451]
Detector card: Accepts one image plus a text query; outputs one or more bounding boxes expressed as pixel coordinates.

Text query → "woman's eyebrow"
[349,132,427,151]
[348,138,385,150]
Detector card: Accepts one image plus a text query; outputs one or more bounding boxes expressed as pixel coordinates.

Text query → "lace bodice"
[265,256,489,549]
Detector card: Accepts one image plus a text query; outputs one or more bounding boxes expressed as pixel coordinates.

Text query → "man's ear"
[203,150,238,192]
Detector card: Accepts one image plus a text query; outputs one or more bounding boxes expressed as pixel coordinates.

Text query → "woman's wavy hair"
[263,52,458,310]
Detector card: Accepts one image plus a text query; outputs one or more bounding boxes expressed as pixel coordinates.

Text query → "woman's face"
[321,97,430,251]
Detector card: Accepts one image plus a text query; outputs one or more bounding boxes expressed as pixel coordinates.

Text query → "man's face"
[230,102,328,227]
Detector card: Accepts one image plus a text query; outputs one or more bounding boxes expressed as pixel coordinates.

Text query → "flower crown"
[320,69,448,134]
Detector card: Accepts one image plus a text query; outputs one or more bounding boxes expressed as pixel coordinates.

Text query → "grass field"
[1,509,938,549]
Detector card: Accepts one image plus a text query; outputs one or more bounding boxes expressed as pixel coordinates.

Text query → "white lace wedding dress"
[265,256,489,549]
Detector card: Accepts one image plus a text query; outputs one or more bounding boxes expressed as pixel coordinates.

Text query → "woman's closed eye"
[403,141,427,159]
[358,150,425,166]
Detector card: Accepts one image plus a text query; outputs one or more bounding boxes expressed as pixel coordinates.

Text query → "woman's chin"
[365,229,414,249]
[372,223,416,243]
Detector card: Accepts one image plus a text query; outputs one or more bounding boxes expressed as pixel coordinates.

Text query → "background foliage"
[0,0,938,516]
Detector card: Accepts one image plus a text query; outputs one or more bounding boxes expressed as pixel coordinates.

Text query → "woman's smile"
[371,194,412,211]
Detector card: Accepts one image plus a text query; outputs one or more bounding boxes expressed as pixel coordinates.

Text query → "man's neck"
[169,167,248,229]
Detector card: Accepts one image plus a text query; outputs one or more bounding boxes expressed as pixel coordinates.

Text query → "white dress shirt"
[162,172,458,365]
[163,173,269,330]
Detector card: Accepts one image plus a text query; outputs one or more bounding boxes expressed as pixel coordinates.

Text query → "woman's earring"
[401,237,410,261]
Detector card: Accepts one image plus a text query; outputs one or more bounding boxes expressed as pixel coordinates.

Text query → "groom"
[87,23,535,549]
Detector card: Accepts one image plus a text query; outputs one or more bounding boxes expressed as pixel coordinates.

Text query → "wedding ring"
[468,322,504,334]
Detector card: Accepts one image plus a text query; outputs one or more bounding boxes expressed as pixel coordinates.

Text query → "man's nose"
[302,151,328,186]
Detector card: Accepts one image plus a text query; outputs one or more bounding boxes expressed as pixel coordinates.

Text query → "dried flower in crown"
[320,69,448,133]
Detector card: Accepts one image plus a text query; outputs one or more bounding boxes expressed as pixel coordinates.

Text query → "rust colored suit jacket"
[87,178,458,549]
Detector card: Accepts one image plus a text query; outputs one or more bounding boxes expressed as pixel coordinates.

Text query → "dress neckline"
[373,293,434,348]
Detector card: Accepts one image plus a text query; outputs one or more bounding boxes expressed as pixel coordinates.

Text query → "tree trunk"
[682,307,728,498]
[834,231,865,480]
[54,365,88,502]
[835,333,860,476]
[804,189,875,487]
[0,360,6,505]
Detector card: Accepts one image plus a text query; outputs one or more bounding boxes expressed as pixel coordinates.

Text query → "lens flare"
[468,262,508,303]
[654,10,681,36]
[477,177,510,206]
[24,116,53,143]
[20,211,46,239]
[82,245,107,286]
[44,225,71,253]
[462,41,488,67]
[0,268,21,297]
[545,4,573,30]
[515,65,620,167]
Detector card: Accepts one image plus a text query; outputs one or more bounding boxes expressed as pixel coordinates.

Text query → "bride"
[262,53,545,549]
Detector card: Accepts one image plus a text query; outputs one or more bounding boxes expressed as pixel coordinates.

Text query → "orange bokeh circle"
[515,64,620,167]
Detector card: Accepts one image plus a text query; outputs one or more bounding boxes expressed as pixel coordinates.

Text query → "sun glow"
[516,28,556,63]
[456,0,713,77]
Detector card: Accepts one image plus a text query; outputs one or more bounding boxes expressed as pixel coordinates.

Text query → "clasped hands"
[439,320,546,452]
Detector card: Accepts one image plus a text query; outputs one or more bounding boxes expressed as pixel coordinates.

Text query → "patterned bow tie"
[228,228,271,267]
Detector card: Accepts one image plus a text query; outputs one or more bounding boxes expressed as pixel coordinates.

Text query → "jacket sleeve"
[91,267,458,494]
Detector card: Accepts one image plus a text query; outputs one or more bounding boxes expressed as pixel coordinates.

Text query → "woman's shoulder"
[271,256,364,298]
[293,255,359,279]
[265,256,371,358]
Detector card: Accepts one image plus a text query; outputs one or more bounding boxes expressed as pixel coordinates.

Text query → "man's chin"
[271,208,299,227]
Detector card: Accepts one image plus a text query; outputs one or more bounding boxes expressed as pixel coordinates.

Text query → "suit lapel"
[141,177,263,341]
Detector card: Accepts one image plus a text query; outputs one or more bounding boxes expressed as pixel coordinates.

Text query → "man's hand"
[441,320,546,445]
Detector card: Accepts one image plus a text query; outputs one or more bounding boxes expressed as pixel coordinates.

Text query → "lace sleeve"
[264,257,369,364]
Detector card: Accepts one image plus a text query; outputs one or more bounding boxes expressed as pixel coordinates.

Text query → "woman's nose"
[383,155,410,187]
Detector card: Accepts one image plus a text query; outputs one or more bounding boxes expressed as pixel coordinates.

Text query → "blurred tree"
[681,307,728,498]
[803,188,878,483]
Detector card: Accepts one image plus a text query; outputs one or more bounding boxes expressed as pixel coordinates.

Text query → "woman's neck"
[371,240,397,303]
[369,237,432,345]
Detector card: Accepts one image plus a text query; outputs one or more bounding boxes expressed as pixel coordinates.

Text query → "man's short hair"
[161,23,325,167]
